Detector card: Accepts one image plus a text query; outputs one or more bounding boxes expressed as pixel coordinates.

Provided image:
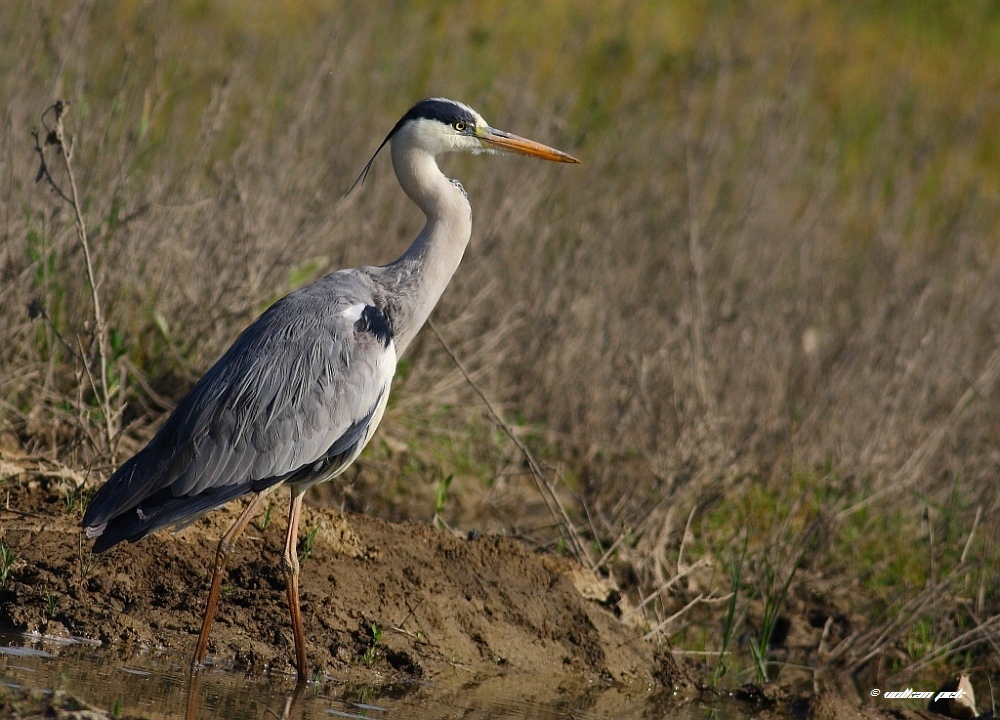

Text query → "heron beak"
[478,127,580,163]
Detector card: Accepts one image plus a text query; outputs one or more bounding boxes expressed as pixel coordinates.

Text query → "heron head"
[391,98,487,156]
[351,97,578,191]
[395,97,579,162]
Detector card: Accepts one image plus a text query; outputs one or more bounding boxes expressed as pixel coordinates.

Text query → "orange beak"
[478,127,580,163]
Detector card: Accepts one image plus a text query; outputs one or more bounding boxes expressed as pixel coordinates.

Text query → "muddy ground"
[0,478,664,684]
[1,477,938,720]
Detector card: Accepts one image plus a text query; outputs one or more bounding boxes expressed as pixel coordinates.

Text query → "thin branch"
[26,298,79,361]
[428,318,594,570]
[33,100,119,458]
[898,613,1000,676]
[621,557,711,624]
[642,593,725,640]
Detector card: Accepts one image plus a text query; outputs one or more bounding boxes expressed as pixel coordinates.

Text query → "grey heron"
[81,97,579,679]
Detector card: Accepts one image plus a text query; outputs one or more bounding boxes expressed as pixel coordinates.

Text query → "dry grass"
[1,0,999,690]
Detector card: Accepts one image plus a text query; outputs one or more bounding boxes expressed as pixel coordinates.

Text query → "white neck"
[374,137,473,355]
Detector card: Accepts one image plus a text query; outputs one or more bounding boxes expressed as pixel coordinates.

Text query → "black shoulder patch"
[355,305,392,348]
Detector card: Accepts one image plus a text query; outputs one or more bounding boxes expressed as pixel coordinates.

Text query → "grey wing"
[83,271,395,549]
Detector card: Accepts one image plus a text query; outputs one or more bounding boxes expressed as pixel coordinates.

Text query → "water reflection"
[0,632,740,720]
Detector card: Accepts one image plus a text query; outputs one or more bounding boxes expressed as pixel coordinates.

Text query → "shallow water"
[0,632,744,720]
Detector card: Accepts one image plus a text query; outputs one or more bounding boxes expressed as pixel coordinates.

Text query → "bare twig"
[641,593,733,640]
[32,100,119,459]
[959,505,981,565]
[825,564,969,670]
[622,557,711,624]
[26,298,79,361]
[428,318,594,570]
[677,505,698,574]
[898,612,1000,675]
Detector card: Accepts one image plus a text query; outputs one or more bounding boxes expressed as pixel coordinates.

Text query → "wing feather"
[83,270,396,545]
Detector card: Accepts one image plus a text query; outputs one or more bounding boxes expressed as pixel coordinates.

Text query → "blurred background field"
[1,0,999,691]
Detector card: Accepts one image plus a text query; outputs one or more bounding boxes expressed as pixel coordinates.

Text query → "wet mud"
[1,481,661,685]
[0,481,941,720]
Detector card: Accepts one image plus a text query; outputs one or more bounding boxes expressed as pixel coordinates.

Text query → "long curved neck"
[376,141,473,355]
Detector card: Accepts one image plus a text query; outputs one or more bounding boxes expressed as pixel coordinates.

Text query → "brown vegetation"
[1,0,998,700]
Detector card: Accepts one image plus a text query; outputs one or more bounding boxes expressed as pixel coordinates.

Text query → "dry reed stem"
[32,101,118,460]
[900,613,1000,675]
[428,319,594,570]
[836,345,1000,521]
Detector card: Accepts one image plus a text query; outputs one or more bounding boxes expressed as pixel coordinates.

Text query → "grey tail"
[88,482,260,553]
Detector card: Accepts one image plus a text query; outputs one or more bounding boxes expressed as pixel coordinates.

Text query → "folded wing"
[83,271,395,551]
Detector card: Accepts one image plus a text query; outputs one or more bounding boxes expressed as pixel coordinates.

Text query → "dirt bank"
[1,478,955,720]
[0,478,666,686]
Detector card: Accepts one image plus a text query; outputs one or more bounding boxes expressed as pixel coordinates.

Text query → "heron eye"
[453,121,467,132]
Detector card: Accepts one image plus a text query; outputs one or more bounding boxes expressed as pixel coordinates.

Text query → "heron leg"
[192,489,272,669]
[281,486,309,679]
